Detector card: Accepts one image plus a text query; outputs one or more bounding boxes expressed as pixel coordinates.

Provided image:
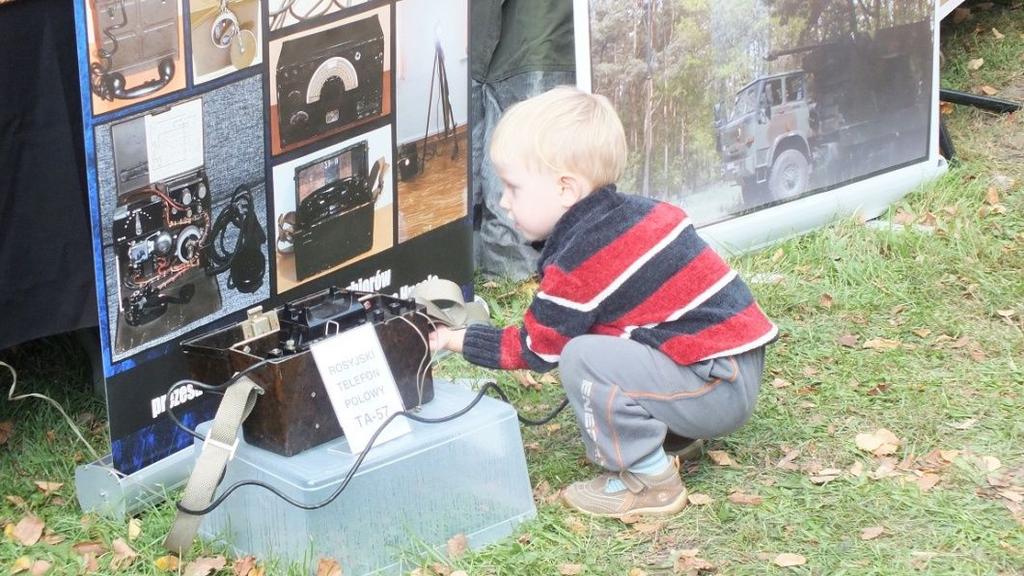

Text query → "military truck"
[713,20,931,206]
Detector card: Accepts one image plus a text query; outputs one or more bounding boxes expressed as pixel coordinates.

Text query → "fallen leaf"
[980,85,999,96]
[707,450,735,467]
[30,481,61,496]
[916,474,940,492]
[688,493,713,506]
[110,538,138,570]
[314,558,342,576]
[773,553,807,567]
[893,209,915,225]
[912,328,932,338]
[450,572,468,576]
[802,366,819,377]
[233,556,258,576]
[809,469,843,485]
[939,101,955,115]
[771,377,792,389]
[127,518,142,541]
[6,495,27,508]
[0,421,12,445]
[728,491,763,506]
[183,555,227,576]
[948,418,977,430]
[12,516,44,546]
[967,58,984,70]
[849,461,865,477]
[996,309,1016,319]
[819,293,834,309]
[855,429,901,456]
[986,187,1001,206]
[862,338,901,350]
[860,526,884,540]
[632,520,665,535]
[517,532,532,545]
[544,423,562,434]
[771,248,784,263]
[71,542,105,556]
[538,373,559,385]
[628,569,647,576]
[154,556,179,572]
[980,456,1002,472]
[512,371,541,391]
[29,560,51,575]
[81,553,99,574]
[993,28,1005,39]
[673,549,715,574]
[776,449,801,470]
[447,533,468,559]
[559,563,584,575]
[951,7,971,24]
[40,531,63,546]
[866,383,890,396]
[430,562,452,576]
[998,490,1024,504]
[10,557,32,575]
[837,334,859,348]
[565,516,587,535]
[938,450,960,463]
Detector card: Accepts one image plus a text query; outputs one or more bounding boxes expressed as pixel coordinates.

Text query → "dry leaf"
[855,429,901,456]
[6,495,27,508]
[517,532,532,545]
[707,450,735,467]
[893,209,915,225]
[81,553,99,574]
[10,557,32,575]
[916,474,941,492]
[512,371,541,391]
[183,555,227,576]
[32,482,62,496]
[314,558,342,576]
[951,7,971,24]
[450,572,468,576]
[773,553,807,567]
[862,338,901,350]
[771,248,784,263]
[939,101,955,115]
[728,491,763,506]
[819,293,834,309]
[980,85,999,96]
[860,526,884,541]
[776,449,801,470]
[71,541,105,556]
[12,516,44,546]
[849,461,865,477]
[633,521,665,535]
[986,187,1000,205]
[980,456,1002,472]
[559,563,584,575]
[628,569,647,576]
[912,328,932,338]
[993,27,1005,39]
[771,378,792,389]
[447,533,468,559]
[802,366,819,377]
[938,450,959,463]
[987,475,1011,488]
[233,556,258,576]
[538,373,559,385]
[430,562,452,576]
[809,469,842,485]
[0,421,12,446]
[688,493,713,506]
[110,538,138,570]
[565,516,587,535]
[40,531,64,546]
[837,334,859,348]
[127,518,142,542]
[154,555,180,572]
[28,560,51,575]
[967,58,985,70]
[998,490,1024,504]
[544,423,562,434]
[673,549,715,574]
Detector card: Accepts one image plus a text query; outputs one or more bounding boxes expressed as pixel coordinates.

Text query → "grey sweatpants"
[559,335,765,472]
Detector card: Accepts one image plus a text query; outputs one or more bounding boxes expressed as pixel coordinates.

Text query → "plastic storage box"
[196,380,536,574]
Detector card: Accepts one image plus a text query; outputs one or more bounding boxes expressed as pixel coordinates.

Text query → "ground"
[1,2,1023,575]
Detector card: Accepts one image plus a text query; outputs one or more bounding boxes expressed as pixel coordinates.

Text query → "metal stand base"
[939,89,1021,162]
[74,448,195,518]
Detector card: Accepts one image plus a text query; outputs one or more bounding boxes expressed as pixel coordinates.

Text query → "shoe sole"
[562,488,689,519]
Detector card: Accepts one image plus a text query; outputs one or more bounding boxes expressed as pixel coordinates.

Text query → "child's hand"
[428,326,466,353]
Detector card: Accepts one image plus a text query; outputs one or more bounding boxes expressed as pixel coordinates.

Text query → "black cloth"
[0,0,98,351]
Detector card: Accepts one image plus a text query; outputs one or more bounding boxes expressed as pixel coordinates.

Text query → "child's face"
[494,160,570,242]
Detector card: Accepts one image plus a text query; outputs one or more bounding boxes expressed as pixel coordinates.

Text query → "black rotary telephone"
[90,0,176,101]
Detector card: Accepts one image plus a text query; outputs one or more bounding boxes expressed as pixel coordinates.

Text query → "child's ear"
[558,174,590,207]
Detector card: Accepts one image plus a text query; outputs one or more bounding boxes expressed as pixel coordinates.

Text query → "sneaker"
[664,433,704,462]
[561,458,688,518]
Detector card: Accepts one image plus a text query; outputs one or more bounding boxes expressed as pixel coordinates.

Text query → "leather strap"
[164,376,263,555]
[410,278,490,329]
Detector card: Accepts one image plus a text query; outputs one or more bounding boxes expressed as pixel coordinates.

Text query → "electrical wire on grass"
[166,314,568,514]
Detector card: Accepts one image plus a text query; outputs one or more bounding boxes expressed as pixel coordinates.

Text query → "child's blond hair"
[490,86,627,189]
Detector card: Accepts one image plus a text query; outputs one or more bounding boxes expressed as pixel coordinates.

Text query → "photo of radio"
[274,13,385,148]
[277,140,386,281]
[112,168,212,327]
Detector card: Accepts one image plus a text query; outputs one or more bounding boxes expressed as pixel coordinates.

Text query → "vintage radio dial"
[306,57,358,104]
[289,111,309,127]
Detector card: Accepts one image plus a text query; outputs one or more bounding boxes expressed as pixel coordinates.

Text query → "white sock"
[604,448,670,493]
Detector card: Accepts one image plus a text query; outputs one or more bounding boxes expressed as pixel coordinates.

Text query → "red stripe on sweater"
[540,203,685,302]
[499,327,530,370]
[523,309,571,356]
[660,303,774,362]
[611,247,731,327]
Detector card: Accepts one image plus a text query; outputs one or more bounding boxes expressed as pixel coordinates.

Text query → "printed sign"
[310,323,411,453]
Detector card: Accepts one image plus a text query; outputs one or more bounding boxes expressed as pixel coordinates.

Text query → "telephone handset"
[93,57,176,102]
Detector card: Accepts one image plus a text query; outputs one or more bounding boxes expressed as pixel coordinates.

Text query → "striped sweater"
[462,185,778,371]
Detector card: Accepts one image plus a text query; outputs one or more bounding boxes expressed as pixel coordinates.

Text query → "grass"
[3,3,1024,574]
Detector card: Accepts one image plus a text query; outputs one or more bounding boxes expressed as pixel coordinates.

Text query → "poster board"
[74,0,471,475]
[575,0,946,254]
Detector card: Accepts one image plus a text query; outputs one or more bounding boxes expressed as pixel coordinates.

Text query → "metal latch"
[240,306,280,340]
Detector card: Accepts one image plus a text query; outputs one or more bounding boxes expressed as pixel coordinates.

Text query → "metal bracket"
[241,306,280,340]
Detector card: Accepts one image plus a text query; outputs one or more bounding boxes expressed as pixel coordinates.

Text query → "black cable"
[175,381,567,516]
[204,184,266,293]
